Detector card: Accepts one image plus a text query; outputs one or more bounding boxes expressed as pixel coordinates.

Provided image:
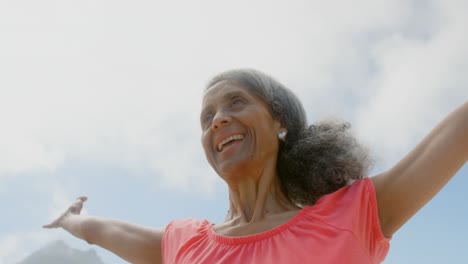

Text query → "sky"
[0,0,467,263]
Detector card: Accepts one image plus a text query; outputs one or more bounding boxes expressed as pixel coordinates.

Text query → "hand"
[43,196,88,229]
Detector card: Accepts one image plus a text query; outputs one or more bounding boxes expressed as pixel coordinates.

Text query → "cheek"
[261,134,279,153]
[257,122,280,153]
[202,141,218,172]
[201,134,210,153]
[201,133,216,162]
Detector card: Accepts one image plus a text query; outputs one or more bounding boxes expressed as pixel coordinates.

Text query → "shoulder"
[162,218,212,262]
[310,178,388,238]
[314,178,375,209]
[307,178,390,257]
[164,218,210,239]
[163,219,210,246]
[166,218,207,230]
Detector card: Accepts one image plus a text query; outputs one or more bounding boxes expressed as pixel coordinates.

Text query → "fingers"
[70,196,87,214]
[43,196,88,229]
[43,218,61,229]
[42,223,56,229]
[77,196,88,202]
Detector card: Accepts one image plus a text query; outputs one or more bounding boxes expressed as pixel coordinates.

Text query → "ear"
[272,114,286,128]
[272,118,283,131]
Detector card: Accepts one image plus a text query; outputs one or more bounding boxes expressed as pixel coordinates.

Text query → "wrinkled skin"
[201,81,284,184]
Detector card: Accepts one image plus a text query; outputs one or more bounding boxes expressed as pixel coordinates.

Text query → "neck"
[225,160,299,223]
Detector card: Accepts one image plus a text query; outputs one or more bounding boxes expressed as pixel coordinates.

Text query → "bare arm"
[43,197,164,264]
[372,101,468,238]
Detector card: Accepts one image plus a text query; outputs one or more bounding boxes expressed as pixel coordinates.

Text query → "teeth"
[218,135,244,151]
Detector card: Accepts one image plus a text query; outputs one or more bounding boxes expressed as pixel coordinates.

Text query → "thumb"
[42,196,89,228]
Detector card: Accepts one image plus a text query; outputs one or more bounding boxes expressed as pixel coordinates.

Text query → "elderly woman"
[44,69,468,264]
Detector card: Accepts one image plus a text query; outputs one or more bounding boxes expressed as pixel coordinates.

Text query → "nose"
[211,111,232,130]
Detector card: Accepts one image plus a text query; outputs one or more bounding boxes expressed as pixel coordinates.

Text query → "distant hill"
[17,240,106,264]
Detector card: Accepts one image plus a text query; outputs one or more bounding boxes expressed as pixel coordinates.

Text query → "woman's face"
[201,81,283,180]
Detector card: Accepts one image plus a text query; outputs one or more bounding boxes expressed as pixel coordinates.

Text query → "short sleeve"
[313,178,391,262]
[351,178,391,259]
[162,219,208,264]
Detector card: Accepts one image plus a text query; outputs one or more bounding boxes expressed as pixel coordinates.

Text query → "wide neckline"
[207,206,312,245]
[206,178,377,245]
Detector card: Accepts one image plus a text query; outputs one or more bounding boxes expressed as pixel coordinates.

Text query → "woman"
[44,69,468,263]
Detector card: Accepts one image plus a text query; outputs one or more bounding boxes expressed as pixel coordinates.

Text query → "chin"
[216,159,256,181]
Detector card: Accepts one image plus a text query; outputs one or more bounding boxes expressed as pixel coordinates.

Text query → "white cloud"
[0,183,93,263]
[354,0,468,167]
[0,234,21,263]
[1,1,467,264]
[0,0,466,189]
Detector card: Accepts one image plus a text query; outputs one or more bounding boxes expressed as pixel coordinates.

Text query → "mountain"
[17,240,106,264]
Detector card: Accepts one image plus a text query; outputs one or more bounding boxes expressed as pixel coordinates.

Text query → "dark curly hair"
[206,69,373,205]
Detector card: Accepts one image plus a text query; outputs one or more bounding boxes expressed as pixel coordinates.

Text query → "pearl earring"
[278,130,287,140]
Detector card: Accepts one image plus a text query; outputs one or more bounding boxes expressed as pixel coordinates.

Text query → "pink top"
[162,178,390,264]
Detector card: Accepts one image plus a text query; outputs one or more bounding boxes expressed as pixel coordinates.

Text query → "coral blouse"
[162,178,390,263]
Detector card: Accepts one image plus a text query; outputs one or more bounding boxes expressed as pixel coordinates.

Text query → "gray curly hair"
[206,69,373,205]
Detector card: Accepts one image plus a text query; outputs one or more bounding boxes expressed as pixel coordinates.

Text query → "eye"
[201,112,214,127]
[231,96,245,106]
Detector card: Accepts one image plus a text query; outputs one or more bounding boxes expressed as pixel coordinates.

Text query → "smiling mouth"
[217,134,244,152]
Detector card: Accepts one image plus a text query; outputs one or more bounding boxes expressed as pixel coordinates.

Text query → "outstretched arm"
[372,101,468,238]
[43,197,164,264]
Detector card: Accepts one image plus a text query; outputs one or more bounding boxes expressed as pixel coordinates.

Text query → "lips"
[216,134,245,152]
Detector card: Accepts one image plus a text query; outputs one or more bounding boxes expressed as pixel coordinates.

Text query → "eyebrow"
[222,90,245,100]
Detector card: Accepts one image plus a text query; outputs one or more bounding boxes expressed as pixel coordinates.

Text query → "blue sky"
[0,0,467,263]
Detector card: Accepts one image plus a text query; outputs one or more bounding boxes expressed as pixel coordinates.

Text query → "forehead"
[202,81,256,106]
